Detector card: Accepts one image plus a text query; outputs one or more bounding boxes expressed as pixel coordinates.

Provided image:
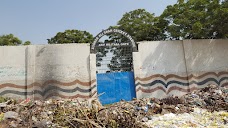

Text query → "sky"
[0,0,177,44]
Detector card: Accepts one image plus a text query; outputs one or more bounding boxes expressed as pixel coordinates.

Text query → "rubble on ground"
[0,84,227,127]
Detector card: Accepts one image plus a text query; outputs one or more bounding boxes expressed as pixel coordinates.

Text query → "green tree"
[23,41,31,45]
[0,34,22,46]
[47,29,93,44]
[107,46,133,72]
[110,9,166,42]
[161,0,228,40]
[211,0,228,38]
[0,34,32,46]
[97,9,165,73]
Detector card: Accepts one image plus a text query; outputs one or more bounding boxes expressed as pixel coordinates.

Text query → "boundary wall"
[0,44,96,100]
[0,39,227,100]
[134,39,228,99]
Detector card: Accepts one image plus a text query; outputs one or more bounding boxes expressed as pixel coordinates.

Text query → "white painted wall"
[0,44,93,99]
[135,39,228,99]
[184,39,228,72]
[34,44,91,82]
[138,41,187,77]
[135,41,188,99]
[184,39,228,88]
[0,46,27,98]
[1,39,228,100]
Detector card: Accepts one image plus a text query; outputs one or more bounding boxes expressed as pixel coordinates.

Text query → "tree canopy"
[109,9,166,42]
[0,34,31,46]
[1,0,227,46]
[47,29,93,44]
[23,41,31,45]
[160,0,228,40]
[106,0,227,41]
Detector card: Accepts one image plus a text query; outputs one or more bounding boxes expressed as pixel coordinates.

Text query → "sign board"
[96,42,130,47]
[91,28,137,52]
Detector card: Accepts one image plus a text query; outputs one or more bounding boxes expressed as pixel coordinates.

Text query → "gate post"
[133,52,142,99]
[89,53,97,97]
[26,45,36,100]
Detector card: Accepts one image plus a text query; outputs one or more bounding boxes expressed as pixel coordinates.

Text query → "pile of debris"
[0,84,227,128]
[182,84,228,111]
[0,97,145,127]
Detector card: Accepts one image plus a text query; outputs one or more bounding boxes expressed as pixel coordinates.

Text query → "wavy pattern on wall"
[0,79,96,100]
[136,72,228,98]
[1,72,228,100]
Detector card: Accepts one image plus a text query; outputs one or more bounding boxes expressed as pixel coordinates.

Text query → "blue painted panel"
[97,71,136,105]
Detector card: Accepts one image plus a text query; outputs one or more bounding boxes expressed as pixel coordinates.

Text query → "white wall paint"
[0,39,228,99]
[184,39,228,72]
[138,40,187,77]
[35,44,91,82]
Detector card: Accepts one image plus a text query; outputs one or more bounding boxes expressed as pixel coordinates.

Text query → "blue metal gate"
[92,28,138,105]
[94,39,136,105]
[97,71,136,105]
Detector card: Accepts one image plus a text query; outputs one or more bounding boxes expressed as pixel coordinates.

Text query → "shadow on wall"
[24,47,28,99]
[140,41,186,76]
[184,39,228,88]
[33,46,58,100]
[135,39,228,99]
[32,44,93,100]
[135,40,188,99]
[1,40,227,100]
[0,44,95,100]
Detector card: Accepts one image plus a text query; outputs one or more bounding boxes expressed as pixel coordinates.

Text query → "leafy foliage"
[107,46,133,72]
[110,9,166,42]
[96,9,167,73]
[95,44,133,73]
[160,0,228,40]
[0,34,22,46]
[23,41,31,45]
[0,34,31,46]
[96,46,109,67]
[47,29,93,44]
[212,0,228,38]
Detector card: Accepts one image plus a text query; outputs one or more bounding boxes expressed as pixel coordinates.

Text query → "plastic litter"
[0,84,226,127]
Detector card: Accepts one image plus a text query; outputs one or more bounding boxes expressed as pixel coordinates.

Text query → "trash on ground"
[0,84,227,127]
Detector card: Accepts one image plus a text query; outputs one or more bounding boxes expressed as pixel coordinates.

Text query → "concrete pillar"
[89,54,97,97]
[25,45,36,99]
[133,52,142,99]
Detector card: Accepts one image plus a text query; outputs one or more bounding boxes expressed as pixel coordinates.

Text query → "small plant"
[0,96,8,103]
